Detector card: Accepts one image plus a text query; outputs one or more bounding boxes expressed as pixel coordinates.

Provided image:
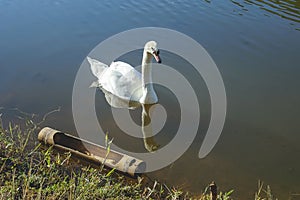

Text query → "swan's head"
[144,41,161,63]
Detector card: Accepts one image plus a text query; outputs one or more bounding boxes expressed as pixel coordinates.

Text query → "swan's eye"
[156,50,160,55]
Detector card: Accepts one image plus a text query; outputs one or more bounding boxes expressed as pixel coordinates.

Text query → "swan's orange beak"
[153,52,161,63]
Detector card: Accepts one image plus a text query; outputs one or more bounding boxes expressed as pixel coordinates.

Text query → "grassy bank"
[0,117,276,199]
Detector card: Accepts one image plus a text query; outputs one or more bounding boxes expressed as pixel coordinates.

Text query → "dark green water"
[0,0,300,199]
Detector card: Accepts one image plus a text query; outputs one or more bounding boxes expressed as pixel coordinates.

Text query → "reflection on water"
[93,84,160,153]
[225,0,300,30]
[141,104,160,152]
[248,0,300,23]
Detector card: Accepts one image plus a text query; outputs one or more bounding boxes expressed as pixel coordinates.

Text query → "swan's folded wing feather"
[99,64,142,101]
[87,57,108,78]
[110,61,137,76]
[115,71,142,101]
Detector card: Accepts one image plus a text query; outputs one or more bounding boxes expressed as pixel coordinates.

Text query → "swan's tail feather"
[89,81,99,88]
[87,57,108,78]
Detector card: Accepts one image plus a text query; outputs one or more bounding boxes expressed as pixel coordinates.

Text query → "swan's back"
[88,57,143,102]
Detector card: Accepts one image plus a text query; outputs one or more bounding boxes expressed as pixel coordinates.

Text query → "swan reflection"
[141,104,160,152]
[92,85,160,152]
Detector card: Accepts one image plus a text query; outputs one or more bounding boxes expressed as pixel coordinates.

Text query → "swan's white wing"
[99,61,142,101]
[87,57,108,78]
[109,61,138,76]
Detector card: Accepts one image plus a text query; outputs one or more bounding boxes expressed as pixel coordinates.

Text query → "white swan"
[87,41,161,104]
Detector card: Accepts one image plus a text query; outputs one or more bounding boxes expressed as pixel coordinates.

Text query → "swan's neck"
[142,52,153,88]
[140,51,157,104]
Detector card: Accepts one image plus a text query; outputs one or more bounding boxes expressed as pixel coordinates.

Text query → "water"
[1,0,300,199]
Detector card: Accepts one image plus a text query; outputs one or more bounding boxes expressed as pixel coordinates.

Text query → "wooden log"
[38,127,145,176]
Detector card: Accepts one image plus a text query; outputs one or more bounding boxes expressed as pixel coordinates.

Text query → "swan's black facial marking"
[151,47,155,54]
[150,46,161,63]
[151,47,159,55]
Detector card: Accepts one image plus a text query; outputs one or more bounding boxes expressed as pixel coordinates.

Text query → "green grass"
[0,115,276,200]
[0,119,145,199]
